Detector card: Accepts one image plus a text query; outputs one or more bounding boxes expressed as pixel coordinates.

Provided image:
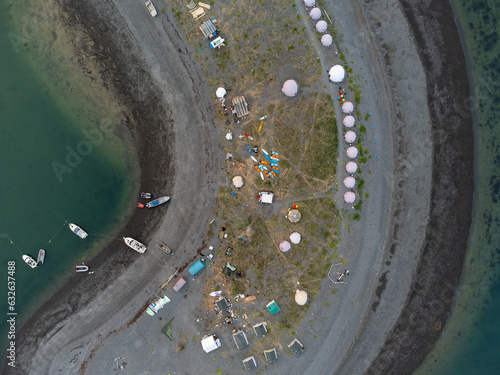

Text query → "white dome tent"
[344,191,356,203]
[346,161,358,174]
[346,146,359,159]
[290,232,302,244]
[345,130,357,143]
[216,87,226,98]
[343,115,355,127]
[304,0,315,7]
[343,176,356,188]
[316,20,327,33]
[279,241,292,253]
[295,289,309,306]
[342,101,354,114]
[309,8,321,20]
[282,80,298,97]
[328,65,345,83]
[321,34,333,47]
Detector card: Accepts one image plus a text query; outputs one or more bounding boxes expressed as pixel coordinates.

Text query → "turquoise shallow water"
[416,0,500,373]
[0,1,133,350]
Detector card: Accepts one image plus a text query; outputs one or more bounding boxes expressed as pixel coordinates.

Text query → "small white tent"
[329,65,345,83]
[345,130,357,143]
[342,101,354,114]
[279,241,291,253]
[343,176,356,188]
[344,191,356,203]
[346,161,358,174]
[346,146,359,159]
[282,80,298,97]
[310,8,321,20]
[304,0,315,7]
[316,20,327,33]
[216,87,226,98]
[321,34,333,47]
[290,232,302,244]
[343,115,355,127]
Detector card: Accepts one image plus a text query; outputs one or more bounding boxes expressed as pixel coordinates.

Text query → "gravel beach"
[3,0,473,374]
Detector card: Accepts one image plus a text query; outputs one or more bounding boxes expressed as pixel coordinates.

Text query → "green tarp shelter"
[161,318,174,341]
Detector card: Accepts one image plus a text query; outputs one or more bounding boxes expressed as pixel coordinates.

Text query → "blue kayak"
[246,144,254,155]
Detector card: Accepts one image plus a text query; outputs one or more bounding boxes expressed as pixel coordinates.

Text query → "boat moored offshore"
[37,249,45,264]
[123,237,147,253]
[23,255,37,268]
[146,196,170,208]
[69,223,88,239]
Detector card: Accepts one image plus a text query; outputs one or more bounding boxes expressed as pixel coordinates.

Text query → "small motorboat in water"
[146,196,170,208]
[140,192,152,199]
[76,265,89,272]
[69,223,88,239]
[123,237,147,253]
[23,255,37,269]
[37,249,45,264]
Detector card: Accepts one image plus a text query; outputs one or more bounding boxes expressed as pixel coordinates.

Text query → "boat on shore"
[22,255,37,268]
[145,1,157,17]
[76,265,89,272]
[146,196,170,208]
[123,237,147,253]
[37,249,45,264]
[69,223,88,239]
[140,192,152,199]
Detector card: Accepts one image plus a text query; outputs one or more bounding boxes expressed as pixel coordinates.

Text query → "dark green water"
[417,0,500,373]
[0,0,134,351]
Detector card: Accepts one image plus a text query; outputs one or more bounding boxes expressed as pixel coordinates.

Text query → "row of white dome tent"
[304,1,333,46]
[343,99,358,203]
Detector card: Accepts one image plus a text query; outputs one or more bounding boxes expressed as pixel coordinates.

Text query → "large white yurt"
[329,65,345,83]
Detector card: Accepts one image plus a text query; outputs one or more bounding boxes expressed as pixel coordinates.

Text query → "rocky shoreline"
[365,1,474,373]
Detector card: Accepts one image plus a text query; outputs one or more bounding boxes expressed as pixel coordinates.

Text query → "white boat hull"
[123,237,147,253]
[69,223,88,239]
[23,255,37,268]
[146,196,170,208]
